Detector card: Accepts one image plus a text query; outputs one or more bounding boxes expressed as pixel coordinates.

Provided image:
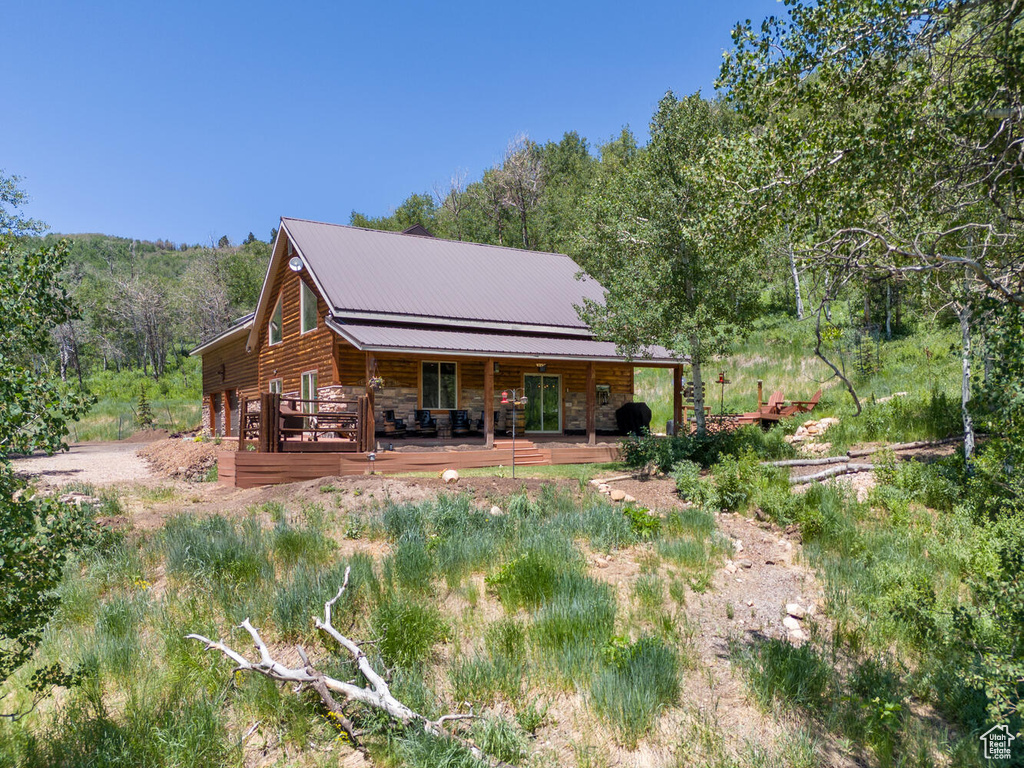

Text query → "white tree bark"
[788,243,804,320]
[188,567,512,767]
[956,302,976,461]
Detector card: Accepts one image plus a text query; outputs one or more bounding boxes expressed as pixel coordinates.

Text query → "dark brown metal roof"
[282,217,606,331]
[326,320,680,364]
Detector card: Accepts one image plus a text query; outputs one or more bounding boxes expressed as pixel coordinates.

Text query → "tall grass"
[590,636,680,748]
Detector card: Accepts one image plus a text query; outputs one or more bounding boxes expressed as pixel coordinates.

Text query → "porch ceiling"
[326,319,682,365]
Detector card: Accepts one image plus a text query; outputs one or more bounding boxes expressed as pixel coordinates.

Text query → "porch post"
[224,390,233,437]
[586,361,596,446]
[673,365,683,436]
[484,358,495,448]
[364,352,376,439]
[207,394,216,433]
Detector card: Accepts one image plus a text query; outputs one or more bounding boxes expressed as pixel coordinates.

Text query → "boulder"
[441,469,459,484]
[783,616,802,631]
[609,489,627,502]
[597,483,611,494]
[786,603,806,619]
[489,505,504,516]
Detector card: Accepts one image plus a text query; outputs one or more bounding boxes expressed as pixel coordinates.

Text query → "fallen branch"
[789,463,874,485]
[846,435,964,458]
[765,456,850,467]
[590,473,636,485]
[188,567,512,767]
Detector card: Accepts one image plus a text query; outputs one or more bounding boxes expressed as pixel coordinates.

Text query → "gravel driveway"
[11,442,155,487]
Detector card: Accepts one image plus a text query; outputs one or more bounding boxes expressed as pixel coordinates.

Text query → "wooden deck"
[219,440,619,488]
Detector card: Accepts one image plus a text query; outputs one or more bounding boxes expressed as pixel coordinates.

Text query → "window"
[269,378,283,394]
[301,370,319,414]
[421,362,457,409]
[268,295,283,345]
[300,280,317,334]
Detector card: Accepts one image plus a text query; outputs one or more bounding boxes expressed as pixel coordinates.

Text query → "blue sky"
[5,1,781,245]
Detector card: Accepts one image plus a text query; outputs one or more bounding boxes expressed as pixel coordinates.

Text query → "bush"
[713,452,761,512]
[670,460,718,506]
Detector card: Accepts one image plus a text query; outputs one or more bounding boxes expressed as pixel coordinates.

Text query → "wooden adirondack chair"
[791,389,822,414]
[757,390,785,416]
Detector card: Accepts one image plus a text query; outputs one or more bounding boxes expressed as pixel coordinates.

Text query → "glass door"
[524,374,561,432]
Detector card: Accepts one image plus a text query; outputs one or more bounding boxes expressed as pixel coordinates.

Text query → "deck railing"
[239,392,375,453]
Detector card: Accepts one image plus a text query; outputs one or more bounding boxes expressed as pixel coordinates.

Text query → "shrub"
[670,460,718,506]
[713,452,761,512]
[622,505,661,540]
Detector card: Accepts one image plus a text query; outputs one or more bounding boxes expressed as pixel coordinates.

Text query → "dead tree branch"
[188,567,512,767]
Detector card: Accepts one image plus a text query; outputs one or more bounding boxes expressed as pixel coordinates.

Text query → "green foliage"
[161,514,273,586]
[0,475,100,685]
[590,636,680,748]
[621,504,661,540]
[1,237,93,455]
[472,716,528,765]
[373,593,447,668]
[621,425,794,473]
[134,383,155,428]
[712,452,761,512]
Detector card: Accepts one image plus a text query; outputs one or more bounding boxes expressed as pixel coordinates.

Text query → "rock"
[594,557,608,569]
[786,603,806,619]
[610,489,627,502]
[733,539,744,552]
[789,628,808,641]
[623,493,636,503]
[489,505,504,516]
[441,469,459,484]
[724,562,738,574]
[589,479,602,487]
[597,483,611,494]
[783,616,802,631]
[737,559,753,569]
[746,600,754,607]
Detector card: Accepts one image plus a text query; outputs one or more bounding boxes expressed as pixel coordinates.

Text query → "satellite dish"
[287,255,303,272]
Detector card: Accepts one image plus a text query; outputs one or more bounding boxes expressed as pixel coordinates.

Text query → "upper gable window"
[269,295,283,346]
[301,280,318,334]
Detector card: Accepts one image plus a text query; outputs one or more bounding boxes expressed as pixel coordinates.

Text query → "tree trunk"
[957,302,976,461]
[788,243,804,320]
[815,304,861,416]
[885,281,892,340]
[690,341,707,435]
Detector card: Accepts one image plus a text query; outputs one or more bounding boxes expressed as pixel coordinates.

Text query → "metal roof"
[282,217,606,330]
[189,313,255,356]
[326,319,681,364]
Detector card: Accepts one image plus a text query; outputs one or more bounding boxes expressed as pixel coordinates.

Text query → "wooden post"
[757,379,763,409]
[239,396,248,448]
[260,392,280,453]
[673,365,683,436]
[484,358,495,448]
[224,390,233,437]
[586,361,596,446]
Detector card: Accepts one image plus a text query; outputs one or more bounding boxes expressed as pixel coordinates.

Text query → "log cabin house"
[192,217,684,478]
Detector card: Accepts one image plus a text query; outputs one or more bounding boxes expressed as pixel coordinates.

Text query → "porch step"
[493,439,536,450]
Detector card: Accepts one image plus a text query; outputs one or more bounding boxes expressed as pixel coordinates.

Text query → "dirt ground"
[11,441,158,486]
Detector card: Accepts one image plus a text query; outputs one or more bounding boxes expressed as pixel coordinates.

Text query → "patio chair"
[449,409,471,437]
[381,410,407,438]
[411,409,438,437]
[791,389,822,414]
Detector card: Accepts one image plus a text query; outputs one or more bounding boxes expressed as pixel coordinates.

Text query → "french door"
[524,374,560,432]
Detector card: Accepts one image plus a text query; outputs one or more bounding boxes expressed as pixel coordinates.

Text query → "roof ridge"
[280,216,578,261]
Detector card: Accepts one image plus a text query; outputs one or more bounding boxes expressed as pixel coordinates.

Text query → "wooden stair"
[492,439,550,466]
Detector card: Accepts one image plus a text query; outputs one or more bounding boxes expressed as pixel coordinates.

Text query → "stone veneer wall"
[563,392,633,431]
